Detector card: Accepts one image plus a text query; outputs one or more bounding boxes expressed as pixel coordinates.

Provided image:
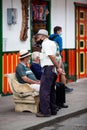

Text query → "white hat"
[37,29,48,37]
[19,49,31,59]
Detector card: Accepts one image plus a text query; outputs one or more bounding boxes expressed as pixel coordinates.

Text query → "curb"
[24,108,87,130]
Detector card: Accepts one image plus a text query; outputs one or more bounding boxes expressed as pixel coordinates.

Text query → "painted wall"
[2,0,87,51]
[3,0,30,52]
[51,0,87,49]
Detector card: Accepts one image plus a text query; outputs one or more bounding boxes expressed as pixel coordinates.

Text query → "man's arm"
[22,76,40,84]
[49,55,65,74]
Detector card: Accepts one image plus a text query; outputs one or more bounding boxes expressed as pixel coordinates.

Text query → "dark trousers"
[55,82,65,106]
[40,66,57,115]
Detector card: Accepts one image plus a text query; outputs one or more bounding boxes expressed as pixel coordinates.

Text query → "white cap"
[19,49,31,59]
[37,29,48,37]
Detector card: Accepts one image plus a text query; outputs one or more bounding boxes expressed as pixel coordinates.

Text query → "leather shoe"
[36,112,51,117]
[51,111,57,115]
[56,107,59,111]
[60,103,68,108]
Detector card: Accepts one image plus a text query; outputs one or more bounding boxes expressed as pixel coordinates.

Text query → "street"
[39,113,87,130]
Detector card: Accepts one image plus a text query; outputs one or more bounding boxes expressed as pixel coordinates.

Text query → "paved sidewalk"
[0,78,87,130]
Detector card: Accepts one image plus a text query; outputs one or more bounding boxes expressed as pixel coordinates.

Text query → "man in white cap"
[15,49,40,91]
[36,29,64,117]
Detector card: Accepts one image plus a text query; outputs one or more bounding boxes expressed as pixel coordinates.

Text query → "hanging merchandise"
[20,0,29,41]
[32,2,49,21]
[43,5,49,20]
[32,0,50,52]
[39,5,44,20]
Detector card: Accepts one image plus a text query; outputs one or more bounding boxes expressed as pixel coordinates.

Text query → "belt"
[43,65,57,73]
[43,65,54,69]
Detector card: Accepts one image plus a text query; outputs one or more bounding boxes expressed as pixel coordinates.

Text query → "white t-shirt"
[40,38,57,67]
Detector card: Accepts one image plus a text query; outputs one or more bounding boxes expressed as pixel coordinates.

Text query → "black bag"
[56,82,65,105]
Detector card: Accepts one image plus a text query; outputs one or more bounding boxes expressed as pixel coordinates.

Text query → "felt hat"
[37,29,48,37]
[19,49,31,59]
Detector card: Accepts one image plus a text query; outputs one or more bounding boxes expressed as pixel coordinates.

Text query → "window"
[80,24,84,35]
[80,11,84,19]
[80,53,84,73]
[80,40,84,48]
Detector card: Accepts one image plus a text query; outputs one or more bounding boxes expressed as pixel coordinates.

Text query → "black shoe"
[36,112,51,117]
[57,106,62,109]
[65,86,73,93]
[56,107,59,111]
[60,103,68,108]
[51,112,57,115]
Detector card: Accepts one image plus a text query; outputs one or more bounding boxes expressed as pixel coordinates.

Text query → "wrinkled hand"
[57,68,66,75]
[36,81,40,84]
[62,69,66,75]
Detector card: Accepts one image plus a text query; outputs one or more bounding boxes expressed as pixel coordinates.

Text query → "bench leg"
[14,102,39,113]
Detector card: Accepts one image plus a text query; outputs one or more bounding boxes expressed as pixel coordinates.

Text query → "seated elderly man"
[15,49,40,92]
[30,51,42,80]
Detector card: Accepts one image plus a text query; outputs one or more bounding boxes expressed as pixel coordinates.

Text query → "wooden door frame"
[0,0,2,94]
[75,2,87,79]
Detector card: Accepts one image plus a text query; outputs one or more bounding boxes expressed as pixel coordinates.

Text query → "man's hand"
[57,68,66,75]
[22,76,40,84]
[36,81,40,84]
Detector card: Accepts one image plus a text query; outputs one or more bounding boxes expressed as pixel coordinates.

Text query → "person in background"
[49,26,73,93]
[30,51,42,80]
[30,51,68,110]
[15,49,40,92]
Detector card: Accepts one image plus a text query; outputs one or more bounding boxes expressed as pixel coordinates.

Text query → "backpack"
[49,35,58,41]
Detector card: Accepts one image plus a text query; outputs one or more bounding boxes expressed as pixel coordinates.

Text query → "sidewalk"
[0,78,87,130]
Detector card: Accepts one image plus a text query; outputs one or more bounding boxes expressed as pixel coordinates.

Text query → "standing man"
[36,29,63,117]
[49,26,73,92]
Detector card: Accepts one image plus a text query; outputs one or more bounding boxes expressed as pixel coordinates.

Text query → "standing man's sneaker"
[65,86,73,93]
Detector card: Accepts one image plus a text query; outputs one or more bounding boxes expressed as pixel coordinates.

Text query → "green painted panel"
[80,53,83,72]
[0,0,2,94]
[80,41,84,47]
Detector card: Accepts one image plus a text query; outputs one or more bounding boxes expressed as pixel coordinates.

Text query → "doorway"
[75,4,87,79]
[30,0,50,52]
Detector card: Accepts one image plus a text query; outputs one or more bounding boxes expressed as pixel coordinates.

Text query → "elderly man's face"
[25,56,31,64]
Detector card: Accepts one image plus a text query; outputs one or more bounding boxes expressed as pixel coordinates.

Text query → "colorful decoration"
[32,4,49,21]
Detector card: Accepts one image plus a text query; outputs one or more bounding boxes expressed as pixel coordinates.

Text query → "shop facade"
[0,0,87,95]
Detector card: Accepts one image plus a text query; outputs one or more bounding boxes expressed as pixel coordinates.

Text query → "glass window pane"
[80,24,84,35]
[80,53,84,72]
[80,11,84,19]
[80,41,84,48]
